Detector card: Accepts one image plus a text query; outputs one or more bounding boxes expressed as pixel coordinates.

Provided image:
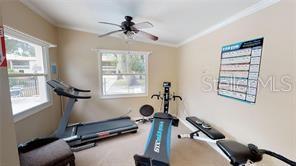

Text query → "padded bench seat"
[217,140,261,166]
[186,116,225,140]
[19,139,75,166]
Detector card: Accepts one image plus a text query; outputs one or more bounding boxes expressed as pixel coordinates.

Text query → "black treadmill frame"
[47,80,138,150]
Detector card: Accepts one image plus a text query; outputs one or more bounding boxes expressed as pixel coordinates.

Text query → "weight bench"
[18,138,75,166]
[178,116,296,166]
[180,116,225,140]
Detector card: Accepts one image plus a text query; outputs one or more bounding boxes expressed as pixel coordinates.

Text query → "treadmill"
[47,80,138,151]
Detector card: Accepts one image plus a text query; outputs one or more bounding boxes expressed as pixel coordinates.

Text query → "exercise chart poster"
[217,38,264,103]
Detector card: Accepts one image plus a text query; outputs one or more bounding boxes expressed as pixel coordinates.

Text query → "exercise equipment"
[47,80,138,151]
[134,82,182,166]
[178,116,296,166]
[217,140,296,166]
[135,104,154,124]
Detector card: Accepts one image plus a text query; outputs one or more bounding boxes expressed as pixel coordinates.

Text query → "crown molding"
[176,0,281,47]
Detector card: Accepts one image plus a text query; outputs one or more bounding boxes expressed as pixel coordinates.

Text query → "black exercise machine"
[178,116,296,166]
[47,80,138,151]
[134,82,182,166]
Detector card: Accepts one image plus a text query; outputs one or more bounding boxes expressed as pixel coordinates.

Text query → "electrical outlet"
[128,107,132,112]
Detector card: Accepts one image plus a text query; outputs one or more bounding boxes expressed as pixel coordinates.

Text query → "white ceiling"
[21,0,269,46]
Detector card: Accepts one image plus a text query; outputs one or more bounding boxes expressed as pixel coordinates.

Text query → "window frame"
[4,26,55,122]
[98,49,150,99]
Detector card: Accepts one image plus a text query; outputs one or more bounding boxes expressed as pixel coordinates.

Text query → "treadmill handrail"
[48,80,91,93]
[47,80,91,99]
[73,88,91,93]
[54,88,91,99]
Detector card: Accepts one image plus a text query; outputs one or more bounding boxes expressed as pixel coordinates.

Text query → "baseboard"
[178,117,230,161]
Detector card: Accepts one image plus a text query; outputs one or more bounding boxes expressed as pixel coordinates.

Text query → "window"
[99,50,149,98]
[11,61,30,69]
[5,27,51,117]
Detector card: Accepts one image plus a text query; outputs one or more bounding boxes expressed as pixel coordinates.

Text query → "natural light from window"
[5,33,49,115]
[100,50,149,97]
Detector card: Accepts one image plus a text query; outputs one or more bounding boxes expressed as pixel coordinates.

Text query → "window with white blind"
[99,50,149,98]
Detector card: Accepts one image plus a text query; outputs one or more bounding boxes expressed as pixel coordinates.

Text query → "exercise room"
[0,0,295,166]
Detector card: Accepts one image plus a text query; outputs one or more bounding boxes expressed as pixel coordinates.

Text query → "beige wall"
[2,0,60,144]
[177,0,296,164]
[57,28,178,122]
[0,2,20,165]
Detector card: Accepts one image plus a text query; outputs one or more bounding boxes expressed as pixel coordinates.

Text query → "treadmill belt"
[76,118,137,136]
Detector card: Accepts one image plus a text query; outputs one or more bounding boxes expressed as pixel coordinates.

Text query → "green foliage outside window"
[5,36,35,57]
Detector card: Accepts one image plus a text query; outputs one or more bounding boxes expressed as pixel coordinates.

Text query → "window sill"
[13,101,53,122]
[100,93,148,99]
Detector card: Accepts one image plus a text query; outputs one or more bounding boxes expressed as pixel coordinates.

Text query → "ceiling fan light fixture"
[126,31,135,39]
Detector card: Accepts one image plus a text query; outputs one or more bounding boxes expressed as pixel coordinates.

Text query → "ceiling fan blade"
[136,30,158,41]
[98,22,122,28]
[98,30,124,38]
[133,21,153,29]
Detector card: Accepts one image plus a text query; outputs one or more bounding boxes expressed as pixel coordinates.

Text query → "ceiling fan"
[98,16,158,41]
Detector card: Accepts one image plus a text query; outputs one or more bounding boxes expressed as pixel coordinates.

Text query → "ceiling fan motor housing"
[122,16,135,32]
[125,16,133,21]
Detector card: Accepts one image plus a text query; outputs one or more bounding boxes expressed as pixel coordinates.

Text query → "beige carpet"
[74,122,229,166]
